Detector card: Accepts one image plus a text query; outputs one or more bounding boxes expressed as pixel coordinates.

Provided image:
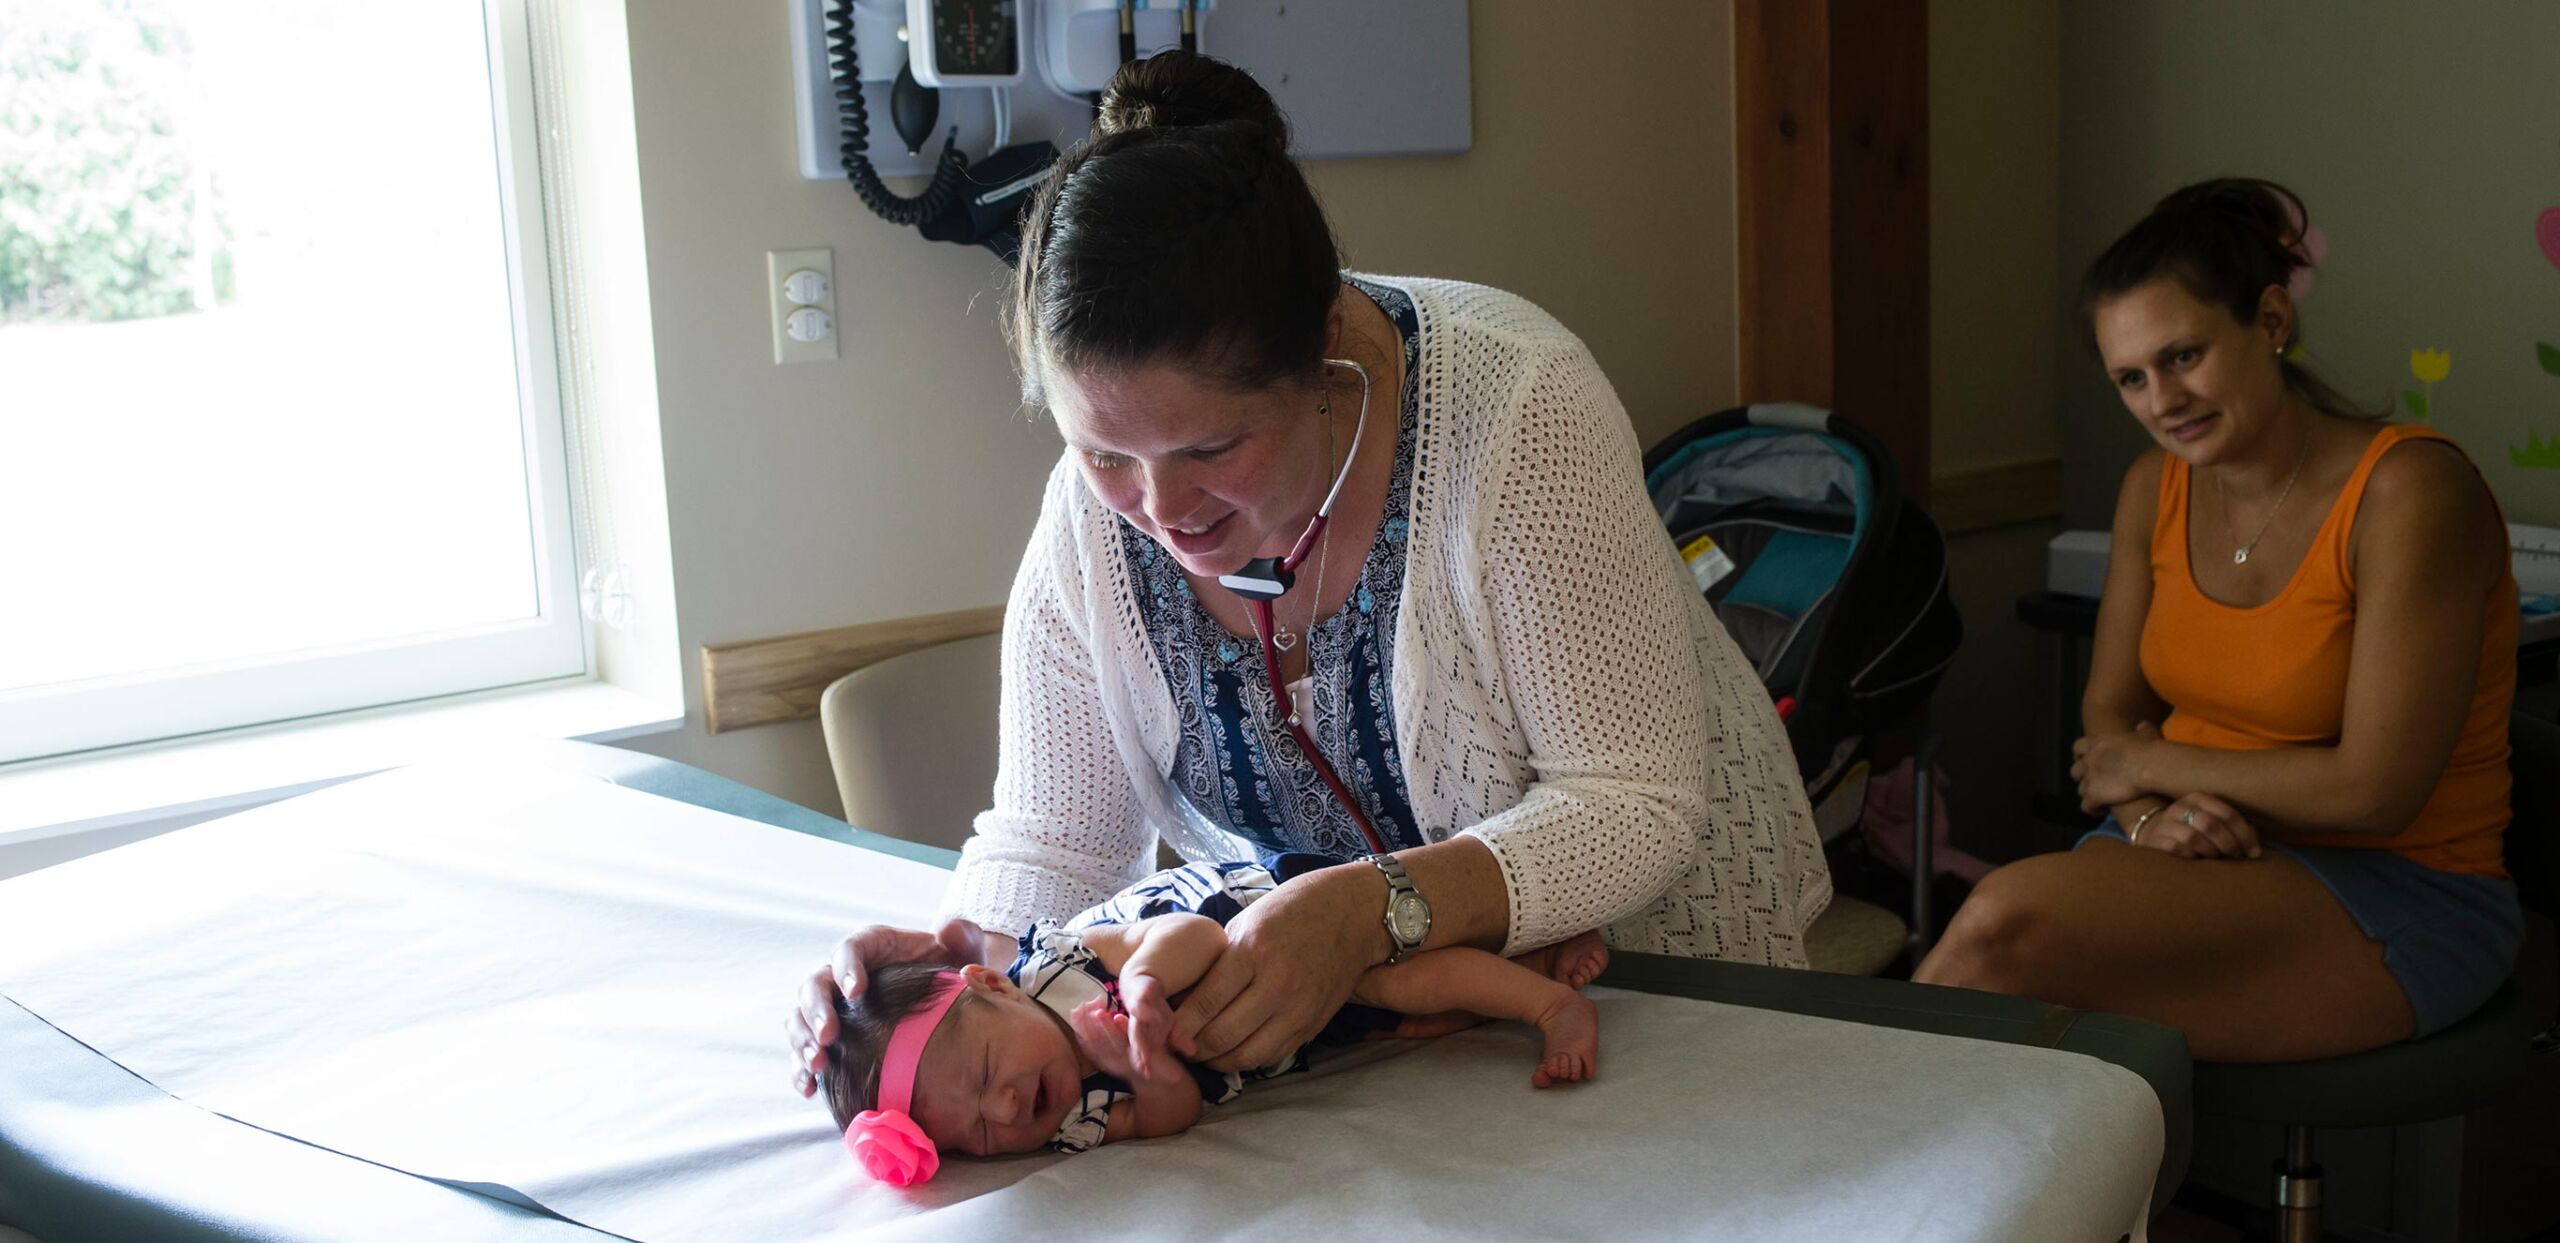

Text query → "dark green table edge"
[0,741,2186,1240]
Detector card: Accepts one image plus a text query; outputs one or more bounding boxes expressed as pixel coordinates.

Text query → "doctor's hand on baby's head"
[820,961,1087,1160]
[791,917,999,1100]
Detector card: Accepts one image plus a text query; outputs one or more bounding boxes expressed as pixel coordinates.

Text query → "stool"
[2192,973,2544,1241]
[2192,709,2560,1240]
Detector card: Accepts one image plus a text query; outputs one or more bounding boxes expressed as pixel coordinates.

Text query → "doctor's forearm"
[1376,835,1509,956]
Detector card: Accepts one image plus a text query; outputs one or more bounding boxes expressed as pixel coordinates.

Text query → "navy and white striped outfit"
[1006,855,1391,1153]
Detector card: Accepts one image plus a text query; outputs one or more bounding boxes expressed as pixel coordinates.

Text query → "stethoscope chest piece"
[1216,558,1295,600]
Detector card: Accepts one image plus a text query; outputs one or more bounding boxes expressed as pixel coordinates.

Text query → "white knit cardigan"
[943,276,1830,965]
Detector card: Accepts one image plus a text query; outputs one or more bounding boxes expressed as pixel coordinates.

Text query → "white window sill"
[0,679,683,845]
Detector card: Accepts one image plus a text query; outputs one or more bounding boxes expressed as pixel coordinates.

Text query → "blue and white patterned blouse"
[1120,278,1426,861]
[1007,856,1398,1152]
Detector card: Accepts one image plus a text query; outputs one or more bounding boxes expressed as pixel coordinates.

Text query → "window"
[0,0,586,763]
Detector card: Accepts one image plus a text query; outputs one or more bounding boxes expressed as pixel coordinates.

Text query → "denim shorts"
[2078,819,2524,1037]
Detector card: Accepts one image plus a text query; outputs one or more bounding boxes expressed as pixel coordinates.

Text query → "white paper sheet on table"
[0,758,2161,1242]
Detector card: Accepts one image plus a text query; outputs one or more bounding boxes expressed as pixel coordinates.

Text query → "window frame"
[0,0,588,765]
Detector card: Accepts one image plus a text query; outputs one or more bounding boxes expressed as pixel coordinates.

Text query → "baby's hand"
[1069,996,1142,1082]
[1119,973,1177,1079]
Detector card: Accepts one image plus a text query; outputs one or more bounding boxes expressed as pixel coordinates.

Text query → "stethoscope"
[1213,357,1390,857]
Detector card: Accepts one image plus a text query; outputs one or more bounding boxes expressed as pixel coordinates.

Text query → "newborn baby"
[819,856,1607,1183]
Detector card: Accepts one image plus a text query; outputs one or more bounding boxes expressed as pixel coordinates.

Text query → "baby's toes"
[1534,1053,1574,1089]
[1572,950,1610,990]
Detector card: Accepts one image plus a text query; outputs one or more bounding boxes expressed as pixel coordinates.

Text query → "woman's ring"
[2181,808,2197,827]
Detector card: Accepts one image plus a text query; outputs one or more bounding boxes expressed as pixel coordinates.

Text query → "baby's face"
[909,968,1083,1156]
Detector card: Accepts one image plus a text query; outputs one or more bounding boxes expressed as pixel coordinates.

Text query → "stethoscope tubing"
[1245,356,1387,857]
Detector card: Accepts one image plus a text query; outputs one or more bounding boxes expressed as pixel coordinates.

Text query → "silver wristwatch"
[1366,853,1431,965]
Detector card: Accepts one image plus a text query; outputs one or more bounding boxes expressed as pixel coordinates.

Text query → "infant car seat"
[1643,403,1963,843]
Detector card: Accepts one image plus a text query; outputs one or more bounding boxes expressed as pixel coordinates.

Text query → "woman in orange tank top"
[1916,179,2522,1062]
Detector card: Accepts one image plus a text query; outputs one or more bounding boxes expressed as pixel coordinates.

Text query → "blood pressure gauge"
[905,0,1028,87]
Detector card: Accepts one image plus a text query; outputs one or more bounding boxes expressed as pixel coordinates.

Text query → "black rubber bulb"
[890,62,939,157]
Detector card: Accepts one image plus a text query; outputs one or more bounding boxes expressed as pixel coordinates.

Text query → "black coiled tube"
[827,0,968,227]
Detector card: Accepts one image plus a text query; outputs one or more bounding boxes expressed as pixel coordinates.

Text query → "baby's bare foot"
[1549,930,1609,990]
[1527,988,1598,1089]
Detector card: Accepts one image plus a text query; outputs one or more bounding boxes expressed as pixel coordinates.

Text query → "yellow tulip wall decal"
[2402,348,2450,421]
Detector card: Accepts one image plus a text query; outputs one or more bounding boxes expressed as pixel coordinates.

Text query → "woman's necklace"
[2219,433,2313,566]
[1270,390,1337,653]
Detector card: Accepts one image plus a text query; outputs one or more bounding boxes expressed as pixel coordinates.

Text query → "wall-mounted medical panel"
[787,0,1471,181]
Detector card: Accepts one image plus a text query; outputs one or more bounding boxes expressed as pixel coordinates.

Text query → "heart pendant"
[1273,629,1299,652]
[2233,549,2249,565]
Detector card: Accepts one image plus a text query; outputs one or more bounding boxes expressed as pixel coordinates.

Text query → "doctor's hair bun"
[1097,52,1289,153]
[1012,51,1336,399]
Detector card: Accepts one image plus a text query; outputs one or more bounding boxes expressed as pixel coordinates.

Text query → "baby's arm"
[1075,914,1224,1072]
[1078,913,1223,994]
[1069,915,1225,1142]
[1066,997,1204,1141]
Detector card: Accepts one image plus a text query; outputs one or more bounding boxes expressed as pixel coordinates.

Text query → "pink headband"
[843,970,966,1186]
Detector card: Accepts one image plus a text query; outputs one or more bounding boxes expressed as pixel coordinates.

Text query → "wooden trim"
[1931,457,2061,535]
[1734,1,1834,408]
[1734,0,1931,502]
[699,605,1004,734]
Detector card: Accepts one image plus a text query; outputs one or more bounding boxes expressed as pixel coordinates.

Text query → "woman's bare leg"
[1915,840,2413,1062]
[1352,948,1599,1087]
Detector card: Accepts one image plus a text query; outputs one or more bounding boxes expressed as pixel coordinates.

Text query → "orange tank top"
[2138,424,2516,877]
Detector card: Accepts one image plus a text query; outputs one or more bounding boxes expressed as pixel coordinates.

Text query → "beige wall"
[1928,0,2060,476]
[1926,0,2064,863]
[613,2,1741,819]
[2055,1,2560,529]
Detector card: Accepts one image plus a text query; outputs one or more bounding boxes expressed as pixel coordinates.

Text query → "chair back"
[819,634,1002,850]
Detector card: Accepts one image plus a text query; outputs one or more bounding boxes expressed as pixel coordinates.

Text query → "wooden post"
[1735,0,1931,501]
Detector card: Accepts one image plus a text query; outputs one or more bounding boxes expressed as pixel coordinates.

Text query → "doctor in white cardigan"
[791,53,1828,1092]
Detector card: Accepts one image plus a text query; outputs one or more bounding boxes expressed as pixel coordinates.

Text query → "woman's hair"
[2076,176,2376,420]
[817,962,971,1131]
[1006,52,1341,404]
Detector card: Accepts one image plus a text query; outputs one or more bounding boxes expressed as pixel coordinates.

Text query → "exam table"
[0,742,2189,1241]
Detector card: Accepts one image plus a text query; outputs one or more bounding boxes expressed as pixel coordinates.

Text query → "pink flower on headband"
[846,1110,939,1186]
[2281,197,2328,303]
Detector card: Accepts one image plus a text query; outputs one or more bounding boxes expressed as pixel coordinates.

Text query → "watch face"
[1389,893,1430,943]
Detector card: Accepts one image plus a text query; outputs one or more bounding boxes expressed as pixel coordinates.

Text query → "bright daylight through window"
[0,0,584,764]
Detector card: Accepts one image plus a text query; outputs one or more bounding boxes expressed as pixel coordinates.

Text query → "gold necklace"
[2220,434,2312,566]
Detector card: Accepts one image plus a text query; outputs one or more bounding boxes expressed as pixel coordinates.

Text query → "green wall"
[2057,1,2560,528]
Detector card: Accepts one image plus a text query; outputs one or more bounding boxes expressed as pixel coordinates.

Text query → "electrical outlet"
[767,247,837,364]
